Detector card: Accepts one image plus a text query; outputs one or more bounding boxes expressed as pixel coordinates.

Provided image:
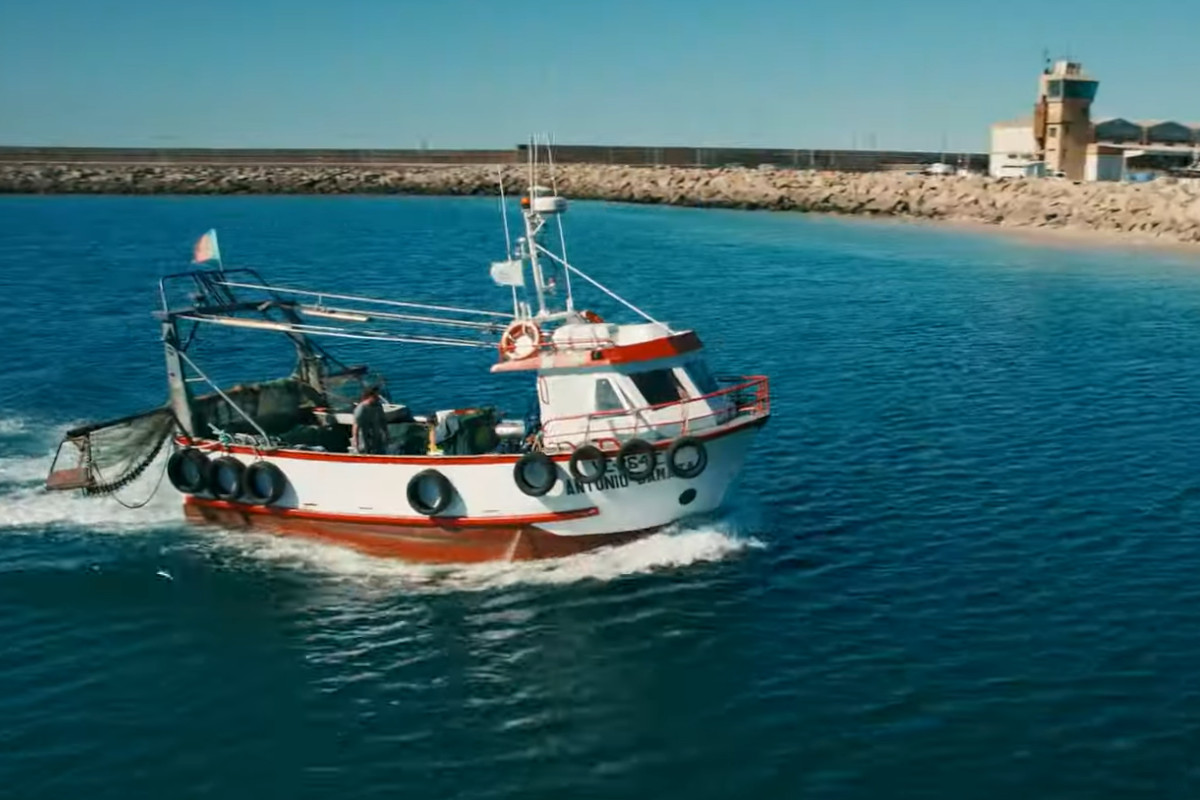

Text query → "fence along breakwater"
[3,162,1200,245]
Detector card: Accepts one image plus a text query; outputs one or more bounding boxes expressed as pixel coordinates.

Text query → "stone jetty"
[3,162,1200,244]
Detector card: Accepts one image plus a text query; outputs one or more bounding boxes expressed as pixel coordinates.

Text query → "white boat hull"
[181,417,765,562]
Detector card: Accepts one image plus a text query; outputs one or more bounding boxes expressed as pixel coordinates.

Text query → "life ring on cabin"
[407,469,454,516]
[499,320,542,361]
[580,310,604,324]
[513,451,557,497]
[242,461,287,505]
[616,438,657,482]
[667,436,708,480]
[167,447,210,494]
[207,456,246,501]
[568,444,608,485]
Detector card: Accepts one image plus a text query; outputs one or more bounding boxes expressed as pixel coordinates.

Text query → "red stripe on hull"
[183,498,651,563]
[188,497,599,528]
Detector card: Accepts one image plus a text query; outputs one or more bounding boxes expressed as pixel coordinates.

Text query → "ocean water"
[4,195,1200,798]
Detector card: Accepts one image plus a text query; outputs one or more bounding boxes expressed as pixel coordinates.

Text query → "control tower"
[1033,60,1098,180]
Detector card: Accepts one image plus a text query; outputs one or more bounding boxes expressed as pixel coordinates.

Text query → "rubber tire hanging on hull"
[167,447,210,494]
[616,438,657,482]
[407,469,454,516]
[513,452,557,497]
[569,445,608,485]
[242,461,287,505]
[667,436,708,480]
[208,456,246,501]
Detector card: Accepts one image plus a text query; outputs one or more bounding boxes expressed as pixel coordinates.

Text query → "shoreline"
[857,213,1200,255]
[3,162,1200,251]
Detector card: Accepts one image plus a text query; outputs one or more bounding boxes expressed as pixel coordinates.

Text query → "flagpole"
[213,230,224,272]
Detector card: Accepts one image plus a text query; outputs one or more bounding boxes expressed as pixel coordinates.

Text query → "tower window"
[1048,127,1059,139]
[1048,80,1063,98]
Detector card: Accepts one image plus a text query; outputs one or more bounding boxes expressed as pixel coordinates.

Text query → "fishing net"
[46,406,179,496]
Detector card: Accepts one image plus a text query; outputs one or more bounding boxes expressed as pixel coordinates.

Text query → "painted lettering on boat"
[564,466,670,495]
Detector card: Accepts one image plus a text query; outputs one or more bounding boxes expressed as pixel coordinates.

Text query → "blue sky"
[1,0,1196,152]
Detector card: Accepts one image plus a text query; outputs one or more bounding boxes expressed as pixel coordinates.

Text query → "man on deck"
[352,386,389,454]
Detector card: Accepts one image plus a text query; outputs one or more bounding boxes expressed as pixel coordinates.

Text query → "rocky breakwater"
[4,162,1200,244]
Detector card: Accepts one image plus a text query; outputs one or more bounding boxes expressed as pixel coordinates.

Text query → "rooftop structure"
[990,61,1200,180]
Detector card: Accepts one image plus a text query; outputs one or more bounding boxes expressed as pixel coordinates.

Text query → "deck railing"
[541,375,769,452]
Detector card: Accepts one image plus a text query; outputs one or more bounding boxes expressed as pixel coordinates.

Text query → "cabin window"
[594,378,625,412]
[683,361,719,396]
[630,369,684,406]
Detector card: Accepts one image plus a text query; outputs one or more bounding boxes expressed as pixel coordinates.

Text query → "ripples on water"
[4,197,1200,798]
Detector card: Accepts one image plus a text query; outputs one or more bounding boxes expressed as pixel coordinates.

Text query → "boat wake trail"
[207,524,763,592]
[2,416,761,588]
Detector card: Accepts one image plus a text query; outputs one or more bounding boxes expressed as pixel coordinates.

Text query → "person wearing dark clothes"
[352,387,388,454]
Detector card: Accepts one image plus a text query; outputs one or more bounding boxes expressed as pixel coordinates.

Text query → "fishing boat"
[45,146,771,562]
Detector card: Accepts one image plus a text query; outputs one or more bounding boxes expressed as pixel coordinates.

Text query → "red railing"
[540,375,770,451]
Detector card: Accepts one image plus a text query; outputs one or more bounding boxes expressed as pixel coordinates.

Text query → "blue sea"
[4,195,1200,798]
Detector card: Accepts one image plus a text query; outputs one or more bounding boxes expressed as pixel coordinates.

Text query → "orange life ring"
[499,320,542,360]
[581,309,604,323]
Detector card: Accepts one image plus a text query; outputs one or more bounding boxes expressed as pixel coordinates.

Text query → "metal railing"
[541,375,769,452]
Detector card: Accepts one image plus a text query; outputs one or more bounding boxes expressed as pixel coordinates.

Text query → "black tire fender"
[513,452,557,497]
[208,456,246,501]
[616,438,657,481]
[667,436,708,480]
[167,447,210,494]
[242,460,287,505]
[407,469,454,516]
[568,444,608,485]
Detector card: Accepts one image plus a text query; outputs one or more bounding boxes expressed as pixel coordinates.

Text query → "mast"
[492,134,664,331]
[525,139,549,319]
[162,318,195,436]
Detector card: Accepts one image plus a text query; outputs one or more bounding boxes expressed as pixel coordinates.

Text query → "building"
[1093,117,1142,144]
[991,60,1200,180]
[1085,144,1124,181]
[989,118,1038,177]
[1033,60,1098,180]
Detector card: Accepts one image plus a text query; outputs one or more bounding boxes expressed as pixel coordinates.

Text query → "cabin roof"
[491,329,703,373]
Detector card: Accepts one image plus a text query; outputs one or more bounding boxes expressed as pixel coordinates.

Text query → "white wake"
[1,415,761,586]
[0,454,183,533]
[208,523,763,592]
[0,415,183,533]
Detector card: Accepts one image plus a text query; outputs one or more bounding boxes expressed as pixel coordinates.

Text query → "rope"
[111,452,170,510]
[534,244,670,330]
[83,427,170,497]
